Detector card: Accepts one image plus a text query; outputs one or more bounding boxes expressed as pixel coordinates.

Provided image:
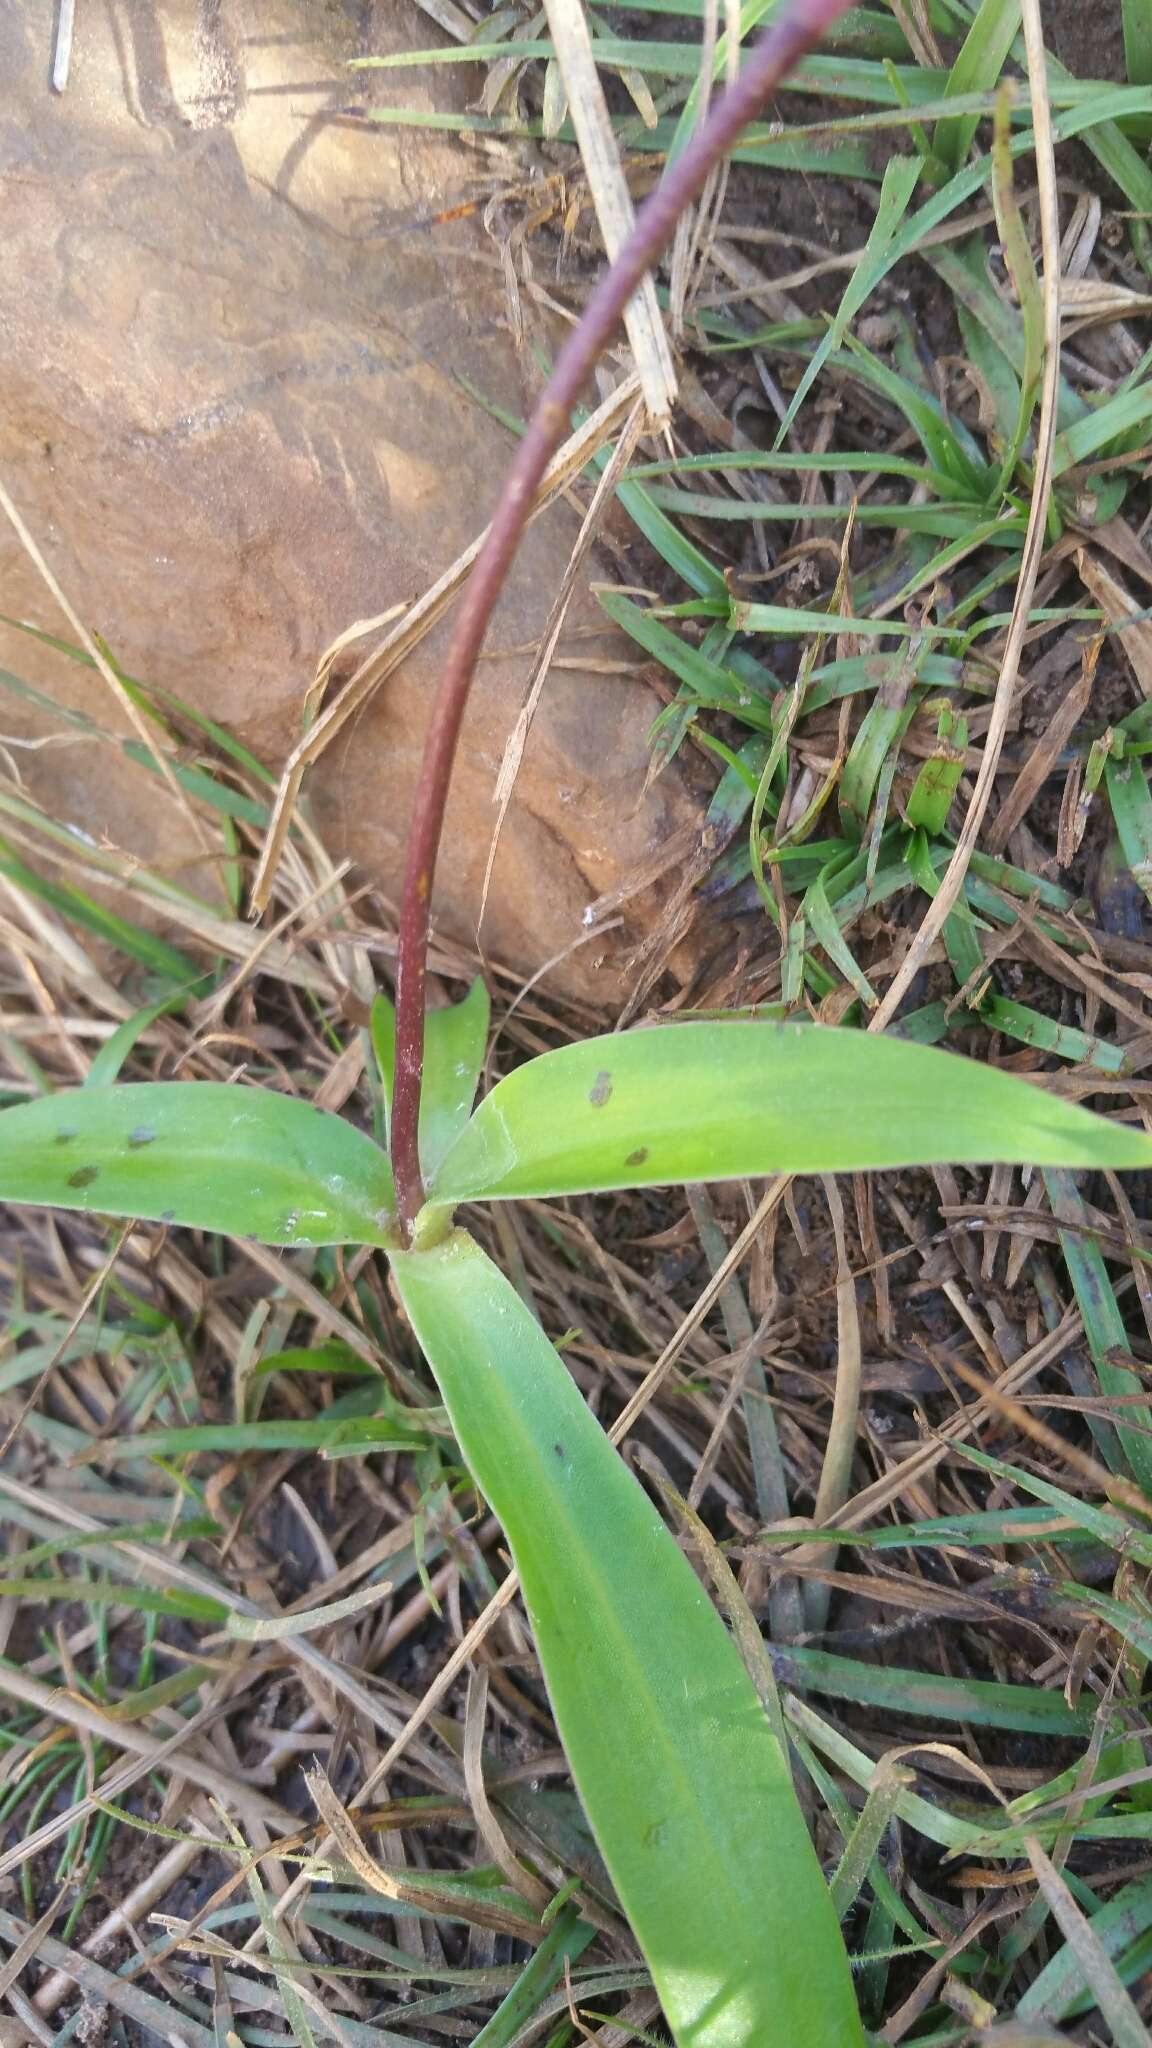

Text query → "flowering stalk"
[390,0,856,1233]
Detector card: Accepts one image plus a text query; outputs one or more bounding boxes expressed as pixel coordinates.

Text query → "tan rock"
[0,0,697,1003]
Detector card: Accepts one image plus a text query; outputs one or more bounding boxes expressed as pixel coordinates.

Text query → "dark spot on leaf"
[644,1820,667,1850]
[588,1070,613,1108]
[625,1146,649,1167]
[54,1128,78,1146]
[67,1165,100,1189]
[127,1126,156,1148]
[554,1442,565,1459]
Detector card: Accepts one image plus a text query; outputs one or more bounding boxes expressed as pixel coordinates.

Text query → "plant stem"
[389,0,856,1234]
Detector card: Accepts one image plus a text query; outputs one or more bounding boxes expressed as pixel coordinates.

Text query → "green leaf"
[84,995,185,1090]
[0,1083,395,1246]
[980,995,1126,1074]
[373,978,490,1177]
[904,704,967,835]
[0,1576,224,1624]
[391,1229,863,2048]
[1124,0,1152,84]
[597,591,773,726]
[802,873,878,1008]
[0,839,201,990]
[932,0,1022,174]
[472,1903,597,2048]
[773,154,922,446]
[426,1021,1152,1209]
[251,1341,378,1378]
[1106,755,1152,907]
[839,679,921,840]
[771,1643,1091,1737]
[1044,1168,1152,1499]
[92,1413,432,1460]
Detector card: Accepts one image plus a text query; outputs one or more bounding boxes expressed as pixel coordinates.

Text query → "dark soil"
[1047,0,1126,82]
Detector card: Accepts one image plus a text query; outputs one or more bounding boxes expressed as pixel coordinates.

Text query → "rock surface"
[0,0,695,1002]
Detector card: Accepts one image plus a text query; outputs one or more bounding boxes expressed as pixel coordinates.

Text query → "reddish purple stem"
[389,0,856,1234]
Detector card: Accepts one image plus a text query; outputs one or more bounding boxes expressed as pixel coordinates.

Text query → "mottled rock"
[0,0,695,1001]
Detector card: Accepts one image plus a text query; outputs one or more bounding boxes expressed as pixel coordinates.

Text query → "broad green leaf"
[391,1229,863,2048]
[0,1083,395,1246]
[373,978,490,1177]
[427,1021,1152,1209]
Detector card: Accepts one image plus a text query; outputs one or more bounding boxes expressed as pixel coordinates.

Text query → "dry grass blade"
[0,1222,130,1459]
[801,1175,861,1634]
[301,605,407,728]
[872,0,1061,1030]
[305,1764,542,1939]
[0,1668,292,1882]
[987,639,1097,854]
[0,1903,217,2048]
[609,1180,792,1443]
[411,0,478,41]
[0,1469,468,1768]
[50,0,75,90]
[657,1475,788,1754]
[32,1827,216,2017]
[1076,549,1152,701]
[464,1664,552,1910]
[0,1891,67,2003]
[254,1572,522,1938]
[889,0,942,67]
[541,0,675,424]
[1023,1836,1151,2048]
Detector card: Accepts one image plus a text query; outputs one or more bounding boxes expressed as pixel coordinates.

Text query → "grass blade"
[373,980,490,1177]
[1023,1836,1151,2048]
[773,153,921,445]
[1043,1168,1152,1497]
[933,0,1022,173]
